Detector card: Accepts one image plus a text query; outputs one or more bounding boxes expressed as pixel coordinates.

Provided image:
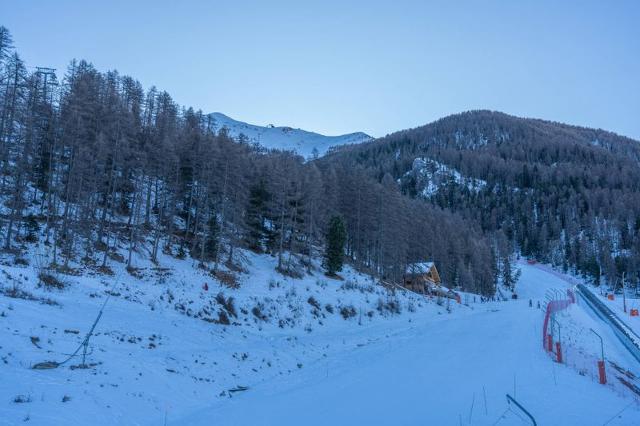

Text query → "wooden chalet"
[403,262,441,293]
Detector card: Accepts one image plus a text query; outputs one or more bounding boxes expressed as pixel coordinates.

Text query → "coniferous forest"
[0,27,498,295]
[1,25,638,295]
[326,111,640,291]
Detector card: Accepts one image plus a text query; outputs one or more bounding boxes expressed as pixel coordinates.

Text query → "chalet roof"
[405,262,435,275]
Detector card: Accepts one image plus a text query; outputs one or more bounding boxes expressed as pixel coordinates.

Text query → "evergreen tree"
[501,255,521,291]
[245,180,270,251]
[203,214,220,260]
[324,215,346,276]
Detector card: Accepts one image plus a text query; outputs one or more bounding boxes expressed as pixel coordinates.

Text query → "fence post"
[597,360,607,385]
[590,329,606,385]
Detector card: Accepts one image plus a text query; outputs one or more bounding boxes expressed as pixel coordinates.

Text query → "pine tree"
[501,255,521,291]
[245,180,270,251]
[324,215,346,276]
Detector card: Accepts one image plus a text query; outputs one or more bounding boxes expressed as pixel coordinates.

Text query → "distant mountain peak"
[208,112,372,158]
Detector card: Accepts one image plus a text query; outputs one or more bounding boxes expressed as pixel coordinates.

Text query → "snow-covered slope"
[175,263,640,425]
[0,244,434,425]
[2,250,639,425]
[209,112,372,158]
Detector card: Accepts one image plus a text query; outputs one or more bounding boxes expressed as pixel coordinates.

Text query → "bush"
[339,305,356,319]
[215,292,237,318]
[14,257,29,266]
[13,395,31,404]
[276,264,304,279]
[376,297,402,315]
[307,296,321,310]
[216,310,230,325]
[0,285,59,306]
[252,304,268,322]
[213,270,239,288]
[268,279,280,290]
[340,280,374,293]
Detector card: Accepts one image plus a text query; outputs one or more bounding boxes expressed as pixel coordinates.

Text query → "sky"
[3,0,640,139]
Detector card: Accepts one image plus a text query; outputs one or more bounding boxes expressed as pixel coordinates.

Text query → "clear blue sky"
[3,0,640,139]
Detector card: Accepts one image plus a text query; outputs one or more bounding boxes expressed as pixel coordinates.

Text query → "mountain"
[209,112,372,158]
[325,110,640,287]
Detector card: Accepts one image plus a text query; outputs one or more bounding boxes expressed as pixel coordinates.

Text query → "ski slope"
[178,263,640,425]
[2,255,638,425]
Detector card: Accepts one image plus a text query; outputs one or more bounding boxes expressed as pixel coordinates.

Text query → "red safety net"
[542,289,575,348]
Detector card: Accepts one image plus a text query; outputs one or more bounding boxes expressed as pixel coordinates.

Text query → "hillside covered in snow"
[209,112,372,158]
[3,247,640,425]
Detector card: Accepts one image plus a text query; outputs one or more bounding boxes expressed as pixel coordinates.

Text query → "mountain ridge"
[209,112,372,158]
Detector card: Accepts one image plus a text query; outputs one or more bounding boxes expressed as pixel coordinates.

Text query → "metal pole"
[506,394,537,426]
[590,328,604,361]
[556,320,561,345]
[598,263,602,295]
[622,272,627,313]
[551,316,562,345]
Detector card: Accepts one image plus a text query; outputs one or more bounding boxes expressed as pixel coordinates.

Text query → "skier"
[203,283,209,292]
[529,299,532,308]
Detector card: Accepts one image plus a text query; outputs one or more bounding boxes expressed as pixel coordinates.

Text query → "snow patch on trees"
[406,157,487,197]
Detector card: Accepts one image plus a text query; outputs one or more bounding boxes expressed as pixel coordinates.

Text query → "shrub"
[340,280,374,293]
[0,285,59,306]
[307,296,321,310]
[216,310,230,325]
[376,298,402,315]
[339,305,356,319]
[14,257,29,266]
[268,279,279,290]
[213,270,239,288]
[39,271,65,289]
[276,264,304,279]
[252,304,268,321]
[215,292,237,318]
[13,395,31,404]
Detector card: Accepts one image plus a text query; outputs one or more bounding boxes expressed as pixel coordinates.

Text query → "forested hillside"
[326,110,640,290]
[0,27,498,295]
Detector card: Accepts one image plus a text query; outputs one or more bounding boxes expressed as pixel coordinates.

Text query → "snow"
[2,249,639,425]
[405,261,434,275]
[452,130,490,149]
[209,112,372,158]
[593,289,640,338]
[182,262,640,425]
[0,244,435,425]
[407,157,487,198]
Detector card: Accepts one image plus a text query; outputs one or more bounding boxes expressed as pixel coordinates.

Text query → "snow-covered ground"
[592,289,640,337]
[2,249,638,425]
[0,245,440,425]
[209,112,372,158]
[177,263,640,425]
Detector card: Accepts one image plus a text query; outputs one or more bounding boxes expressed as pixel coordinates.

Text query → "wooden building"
[403,262,441,293]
